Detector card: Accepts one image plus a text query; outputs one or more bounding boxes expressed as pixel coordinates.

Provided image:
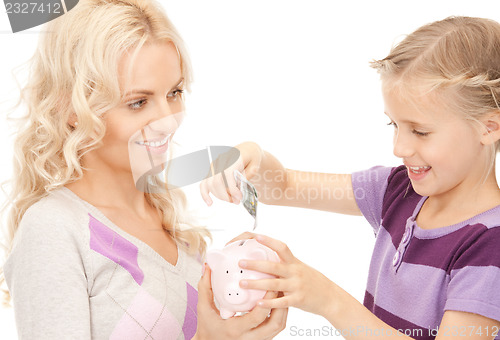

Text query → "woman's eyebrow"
[123,78,184,97]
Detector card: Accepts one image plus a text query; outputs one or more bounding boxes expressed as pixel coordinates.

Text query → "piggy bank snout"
[206,239,279,319]
[223,281,249,304]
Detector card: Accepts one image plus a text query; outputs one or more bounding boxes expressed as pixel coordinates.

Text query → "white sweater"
[4,187,202,340]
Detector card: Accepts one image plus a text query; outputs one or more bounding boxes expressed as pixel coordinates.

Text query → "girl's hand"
[194,264,288,340]
[200,142,263,206]
[237,233,337,317]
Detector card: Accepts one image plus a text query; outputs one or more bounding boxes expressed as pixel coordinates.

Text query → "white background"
[1,1,500,339]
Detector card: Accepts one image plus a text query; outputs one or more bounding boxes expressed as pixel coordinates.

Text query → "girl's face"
[383,88,488,199]
[88,41,185,184]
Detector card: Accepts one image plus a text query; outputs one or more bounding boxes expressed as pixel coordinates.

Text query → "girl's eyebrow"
[384,112,432,127]
[123,77,184,97]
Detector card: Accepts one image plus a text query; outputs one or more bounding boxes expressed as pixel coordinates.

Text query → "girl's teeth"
[409,166,431,174]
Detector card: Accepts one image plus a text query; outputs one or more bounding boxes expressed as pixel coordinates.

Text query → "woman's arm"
[200,141,362,215]
[3,207,91,339]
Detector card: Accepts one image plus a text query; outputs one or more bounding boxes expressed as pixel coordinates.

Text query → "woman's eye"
[387,121,397,128]
[128,99,147,110]
[167,89,184,101]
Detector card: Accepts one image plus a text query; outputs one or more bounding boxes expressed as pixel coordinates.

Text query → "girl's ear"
[480,111,500,146]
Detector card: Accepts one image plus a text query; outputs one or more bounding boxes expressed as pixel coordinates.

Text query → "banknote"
[234,170,258,230]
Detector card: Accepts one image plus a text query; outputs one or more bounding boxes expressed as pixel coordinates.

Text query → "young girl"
[0,0,287,338]
[201,16,500,339]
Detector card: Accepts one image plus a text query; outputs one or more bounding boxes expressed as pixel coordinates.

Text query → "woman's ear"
[480,111,500,146]
[68,113,78,128]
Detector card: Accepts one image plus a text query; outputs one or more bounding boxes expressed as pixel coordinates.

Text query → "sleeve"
[445,226,500,322]
[3,203,91,339]
[351,166,393,234]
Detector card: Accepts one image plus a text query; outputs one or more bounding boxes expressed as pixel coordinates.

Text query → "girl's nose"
[393,131,414,159]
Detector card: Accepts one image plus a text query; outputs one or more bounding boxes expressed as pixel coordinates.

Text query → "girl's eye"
[412,130,430,137]
[387,121,429,137]
[128,99,147,110]
[167,89,184,101]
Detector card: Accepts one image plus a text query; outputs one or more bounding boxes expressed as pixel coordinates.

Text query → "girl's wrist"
[319,280,343,320]
[236,141,262,174]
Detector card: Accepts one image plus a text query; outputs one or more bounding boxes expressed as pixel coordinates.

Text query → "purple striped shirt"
[352,165,500,340]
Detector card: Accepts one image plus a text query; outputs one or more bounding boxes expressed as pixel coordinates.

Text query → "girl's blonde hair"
[371,16,500,159]
[1,0,210,307]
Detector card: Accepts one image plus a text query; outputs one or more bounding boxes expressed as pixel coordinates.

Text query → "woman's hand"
[200,142,263,206]
[194,263,288,340]
[236,233,338,318]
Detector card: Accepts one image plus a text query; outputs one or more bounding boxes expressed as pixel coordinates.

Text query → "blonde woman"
[0,0,286,339]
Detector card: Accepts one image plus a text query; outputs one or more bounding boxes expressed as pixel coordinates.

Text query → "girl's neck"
[416,172,500,229]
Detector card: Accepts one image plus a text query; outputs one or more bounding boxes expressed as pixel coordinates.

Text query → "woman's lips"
[135,134,171,154]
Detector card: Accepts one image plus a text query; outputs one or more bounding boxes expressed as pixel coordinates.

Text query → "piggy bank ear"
[206,250,225,270]
[246,248,268,261]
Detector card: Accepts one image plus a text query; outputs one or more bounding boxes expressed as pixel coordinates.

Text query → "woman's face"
[383,87,489,200]
[87,41,185,186]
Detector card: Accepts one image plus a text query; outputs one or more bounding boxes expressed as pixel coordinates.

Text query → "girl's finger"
[257,295,293,309]
[226,232,257,245]
[255,234,296,262]
[224,168,243,203]
[199,180,213,206]
[239,259,288,277]
[240,278,288,292]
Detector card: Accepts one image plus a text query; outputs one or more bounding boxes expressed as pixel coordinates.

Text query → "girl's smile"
[383,87,489,201]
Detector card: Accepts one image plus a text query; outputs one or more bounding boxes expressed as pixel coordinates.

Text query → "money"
[233,170,258,230]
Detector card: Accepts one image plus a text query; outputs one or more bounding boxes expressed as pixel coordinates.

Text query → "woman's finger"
[234,301,272,330]
[197,265,218,313]
[258,307,289,340]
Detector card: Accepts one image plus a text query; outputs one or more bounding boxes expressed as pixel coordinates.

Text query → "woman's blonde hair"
[0,0,210,307]
[371,16,500,163]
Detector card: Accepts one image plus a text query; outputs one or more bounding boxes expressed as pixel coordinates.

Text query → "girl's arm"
[239,234,500,340]
[200,141,362,215]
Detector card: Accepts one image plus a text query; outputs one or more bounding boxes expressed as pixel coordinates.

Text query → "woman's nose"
[148,111,185,135]
[157,100,174,119]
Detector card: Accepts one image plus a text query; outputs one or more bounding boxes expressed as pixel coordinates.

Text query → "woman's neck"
[65,167,151,218]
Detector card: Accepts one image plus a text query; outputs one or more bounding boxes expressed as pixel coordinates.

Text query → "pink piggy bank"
[206,239,279,319]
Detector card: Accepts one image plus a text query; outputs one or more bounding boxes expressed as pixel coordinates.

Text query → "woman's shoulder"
[18,187,90,240]
[25,186,85,216]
